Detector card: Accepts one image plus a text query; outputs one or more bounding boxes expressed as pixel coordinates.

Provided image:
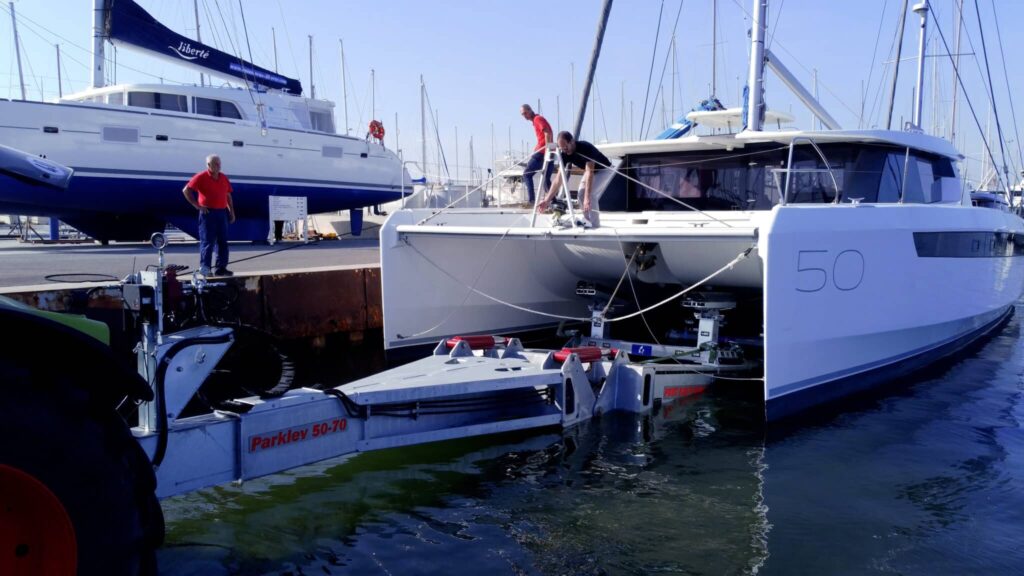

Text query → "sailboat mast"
[886,0,910,130]
[272,28,278,72]
[420,75,427,171]
[911,1,929,129]
[308,36,315,99]
[10,2,25,99]
[950,0,963,143]
[573,0,614,139]
[92,0,105,88]
[194,0,204,86]
[746,0,767,131]
[712,0,717,96]
[340,40,349,134]
[56,44,63,98]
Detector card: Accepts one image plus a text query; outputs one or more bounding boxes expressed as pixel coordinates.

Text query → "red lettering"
[248,418,349,452]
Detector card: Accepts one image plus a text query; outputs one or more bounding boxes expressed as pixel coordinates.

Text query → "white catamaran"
[0,0,409,242]
[379,0,1024,420]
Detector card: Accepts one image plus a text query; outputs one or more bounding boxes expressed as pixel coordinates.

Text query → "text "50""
[796,249,865,292]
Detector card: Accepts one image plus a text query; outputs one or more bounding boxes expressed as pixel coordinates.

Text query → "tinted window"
[310,110,335,133]
[876,153,904,203]
[128,92,187,112]
[621,143,960,211]
[194,97,242,119]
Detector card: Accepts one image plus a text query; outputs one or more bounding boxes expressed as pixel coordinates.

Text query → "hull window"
[322,146,344,158]
[102,126,139,143]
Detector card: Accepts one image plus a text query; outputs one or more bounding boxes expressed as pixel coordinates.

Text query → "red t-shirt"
[187,170,232,209]
[533,115,552,151]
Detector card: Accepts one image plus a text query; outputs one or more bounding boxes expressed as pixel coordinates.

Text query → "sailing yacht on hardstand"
[380,0,1024,420]
[0,0,408,242]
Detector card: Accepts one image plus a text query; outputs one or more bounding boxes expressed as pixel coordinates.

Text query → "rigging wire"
[0,3,192,87]
[861,0,890,128]
[728,0,862,121]
[930,1,1007,194]
[866,3,901,129]
[971,0,1011,192]
[422,84,451,179]
[988,0,1024,182]
[274,0,302,91]
[638,0,666,139]
[237,0,268,127]
[766,0,785,51]
[643,0,686,139]
[20,34,44,99]
[211,0,257,105]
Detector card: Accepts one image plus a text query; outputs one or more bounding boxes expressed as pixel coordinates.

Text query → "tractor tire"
[0,306,163,576]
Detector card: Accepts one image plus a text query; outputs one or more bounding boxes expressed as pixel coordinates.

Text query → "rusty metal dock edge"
[0,265,383,342]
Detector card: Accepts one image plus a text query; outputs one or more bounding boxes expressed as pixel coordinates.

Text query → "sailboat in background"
[0,0,409,242]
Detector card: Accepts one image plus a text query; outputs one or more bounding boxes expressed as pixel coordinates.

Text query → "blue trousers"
[198,208,230,270]
[523,150,553,203]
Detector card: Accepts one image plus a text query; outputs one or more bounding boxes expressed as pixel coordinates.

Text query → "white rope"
[396,228,518,340]
[601,243,641,318]
[605,244,755,323]
[405,238,591,323]
[402,232,757,330]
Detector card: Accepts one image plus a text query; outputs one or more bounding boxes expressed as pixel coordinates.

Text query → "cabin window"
[309,110,335,133]
[102,126,139,143]
[622,143,961,211]
[627,152,780,211]
[107,92,123,106]
[874,153,905,203]
[128,91,187,112]
[194,97,243,119]
[322,146,344,158]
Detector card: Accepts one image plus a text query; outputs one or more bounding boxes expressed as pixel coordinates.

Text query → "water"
[158,305,1024,575]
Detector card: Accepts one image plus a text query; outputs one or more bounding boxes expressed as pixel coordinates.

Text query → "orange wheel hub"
[0,463,77,576]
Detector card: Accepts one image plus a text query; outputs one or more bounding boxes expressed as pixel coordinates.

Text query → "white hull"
[0,94,407,240]
[382,203,1024,419]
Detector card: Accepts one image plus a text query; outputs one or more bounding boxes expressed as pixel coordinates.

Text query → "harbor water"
[158,304,1024,575]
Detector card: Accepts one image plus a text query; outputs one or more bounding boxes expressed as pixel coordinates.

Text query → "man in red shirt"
[520,104,553,206]
[183,154,236,276]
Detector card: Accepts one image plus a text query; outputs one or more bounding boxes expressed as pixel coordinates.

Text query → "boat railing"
[776,136,841,205]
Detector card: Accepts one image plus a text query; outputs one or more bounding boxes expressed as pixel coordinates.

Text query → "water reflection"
[759,306,1024,575]
[161,395,771,575]
[161,306,1024,575]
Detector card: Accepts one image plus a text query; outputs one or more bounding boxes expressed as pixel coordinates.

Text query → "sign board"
[268,196,309,243]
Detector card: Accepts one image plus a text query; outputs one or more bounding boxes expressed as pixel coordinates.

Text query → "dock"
[0,233,385,347]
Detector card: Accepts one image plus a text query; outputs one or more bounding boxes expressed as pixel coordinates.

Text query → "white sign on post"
[268,196,309,243]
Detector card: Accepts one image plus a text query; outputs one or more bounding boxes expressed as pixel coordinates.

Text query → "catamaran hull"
[0,99,407,241]
[382,204,1024,421]
[761,203,1024,420]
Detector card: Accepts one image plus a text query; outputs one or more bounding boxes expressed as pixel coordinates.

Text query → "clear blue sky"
[1,0,1021,184]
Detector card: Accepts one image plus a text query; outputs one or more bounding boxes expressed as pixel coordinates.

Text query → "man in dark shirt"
[536,131,610,217]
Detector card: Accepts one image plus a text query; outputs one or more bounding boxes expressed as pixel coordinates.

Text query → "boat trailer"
[0,233,751,575]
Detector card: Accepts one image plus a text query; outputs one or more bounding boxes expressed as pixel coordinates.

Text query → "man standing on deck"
[520,104,553,206]
[183,154,235,276]
[536,131,610,219]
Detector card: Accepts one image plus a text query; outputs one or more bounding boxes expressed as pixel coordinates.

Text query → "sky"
[1,0,1022,185]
